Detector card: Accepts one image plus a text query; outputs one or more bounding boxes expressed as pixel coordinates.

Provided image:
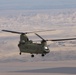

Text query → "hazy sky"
[0,0,76,10]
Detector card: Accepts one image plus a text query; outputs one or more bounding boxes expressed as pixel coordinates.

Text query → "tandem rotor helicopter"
[2,29,76,57]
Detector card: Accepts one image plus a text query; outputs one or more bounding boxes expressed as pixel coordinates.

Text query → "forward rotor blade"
[46,38,76,41]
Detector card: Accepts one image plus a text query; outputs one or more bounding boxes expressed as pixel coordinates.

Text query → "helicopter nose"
[44,49,50,53]
[44,46,50,53]
[45,50,50,53]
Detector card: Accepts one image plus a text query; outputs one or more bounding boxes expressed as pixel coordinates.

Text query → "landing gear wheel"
[41,54,45,57]
[31,54,34,58]
[19,52,21,55]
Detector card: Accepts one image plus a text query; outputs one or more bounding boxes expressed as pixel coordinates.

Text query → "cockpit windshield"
[44,46,49,50]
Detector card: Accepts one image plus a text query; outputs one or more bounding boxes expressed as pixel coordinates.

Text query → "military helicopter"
[2,29,76,57]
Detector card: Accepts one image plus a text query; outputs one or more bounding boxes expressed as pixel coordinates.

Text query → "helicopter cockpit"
[44,46,50,53]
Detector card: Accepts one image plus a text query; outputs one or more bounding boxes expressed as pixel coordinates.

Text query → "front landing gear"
[31,54,34,58]
[19,52,21,55]
[41,54,45,57]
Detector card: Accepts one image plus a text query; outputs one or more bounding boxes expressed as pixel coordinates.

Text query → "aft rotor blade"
[2,30,26,34]
[46,38,76,41]
[35,33,45,40]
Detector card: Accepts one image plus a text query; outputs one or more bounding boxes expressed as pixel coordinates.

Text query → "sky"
[0,0,76,10]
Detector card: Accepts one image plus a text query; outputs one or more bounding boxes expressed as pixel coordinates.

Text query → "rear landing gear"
[31,54,34,57]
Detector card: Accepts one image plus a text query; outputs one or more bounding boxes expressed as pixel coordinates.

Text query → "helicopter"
[2,29,76,57]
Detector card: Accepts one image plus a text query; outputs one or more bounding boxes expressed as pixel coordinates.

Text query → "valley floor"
[0,60,76,75]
